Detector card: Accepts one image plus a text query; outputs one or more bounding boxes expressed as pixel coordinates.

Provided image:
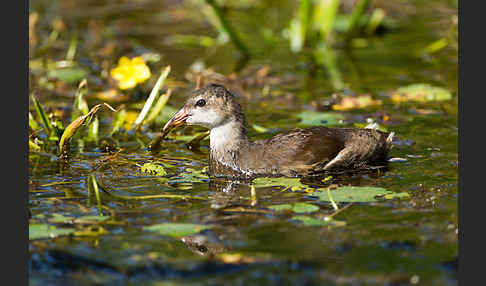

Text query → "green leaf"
[292,202,319,213]
[391,84,452,102]
[29,223,75,240]
[291,215,325,226]
[291,215,346,227]
[383,192,411,200]
[29,112,39,130]
[312,186,406,203]
[296,111,345,126]
[111,107,126,135]
[74,215,110,224]
[141,163,167,176]
[253,177,316,193]
[48,213,109,224]
[143,223,211,237]
[29,140,41,152]
[134,66,171,128]
[169,168,208,184]
[30,94,52,135]
[267,204,292,211]
[47,67,88,84]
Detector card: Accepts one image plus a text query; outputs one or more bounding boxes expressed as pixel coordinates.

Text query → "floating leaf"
[332,95,382,111]
[29,223,74,240]
[143,223,211,237]
[296,111,345,126]
[292,202,319,213]
[291,216,346,227]
[47,67,87,84]
[383,192,411,200]
[291,216,325,226]
[252,177,314,192]
[267,204,292,211]
[252,124,269,133]
[391,84,452,103]
[48,214,109,224]
[169,168,208,184]
[74,216,110,224]
[141,163,167,176]
[312,186,407,203]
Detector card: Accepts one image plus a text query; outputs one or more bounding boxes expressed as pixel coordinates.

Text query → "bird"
[162,83,394,179]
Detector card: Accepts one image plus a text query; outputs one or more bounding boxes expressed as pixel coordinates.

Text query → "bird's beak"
[162,107,189,133]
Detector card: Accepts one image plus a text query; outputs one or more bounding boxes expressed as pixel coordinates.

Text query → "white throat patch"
[210,120,241,151]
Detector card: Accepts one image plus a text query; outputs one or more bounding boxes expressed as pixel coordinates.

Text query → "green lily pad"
[291,216,346,227]
[143,223,212,237]
[141,163,167,176]
[169,168,208,184]
[253,177,314,192]
[291,215,325,226]
[48,213,110,224]
[292,202,320,213]
[391,83,452,102]
[47,67,88,84]
[267,204,292,211]
[312,186,407,203]
[296,111,345,126]
[75,215,110,224]
[383,192,411,200]
[29,223,75,240]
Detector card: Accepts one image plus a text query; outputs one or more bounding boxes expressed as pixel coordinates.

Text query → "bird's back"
[240,126,391,177]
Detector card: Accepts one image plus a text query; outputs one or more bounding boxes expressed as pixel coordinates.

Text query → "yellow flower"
[110,56,152,90]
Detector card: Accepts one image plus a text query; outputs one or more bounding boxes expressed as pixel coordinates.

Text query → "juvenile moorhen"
[163,84,394,178]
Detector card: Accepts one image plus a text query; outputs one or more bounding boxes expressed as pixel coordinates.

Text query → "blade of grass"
[314,0,340,43]
[72,79,89,121]
[347,0,369,37]
[110,105,126,135]
[87,116,99,143]
[134,66,171,129]
[327,188,339,211]
[65,32,78,62]
[31,93,53,135]
[145,88,172,126]
[314,44,345,90]
[250,185,257,206]
[29,112,39,131]
[88,175,103,216]
[289,0,312,53]
[204,0,250,56]
[365,8,385,35]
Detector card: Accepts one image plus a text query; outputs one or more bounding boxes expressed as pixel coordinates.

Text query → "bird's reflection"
[205,167,388,210]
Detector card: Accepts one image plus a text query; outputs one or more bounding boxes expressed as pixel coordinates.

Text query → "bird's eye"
[195,99,206,107]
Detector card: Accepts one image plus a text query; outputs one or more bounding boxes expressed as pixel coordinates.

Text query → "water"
[29,0,457,285]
